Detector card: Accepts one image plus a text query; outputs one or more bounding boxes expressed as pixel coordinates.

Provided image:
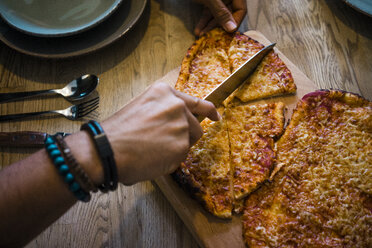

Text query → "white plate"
[0,0,123,37]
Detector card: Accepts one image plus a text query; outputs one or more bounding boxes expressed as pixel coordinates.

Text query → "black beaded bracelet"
[81,120,118,192]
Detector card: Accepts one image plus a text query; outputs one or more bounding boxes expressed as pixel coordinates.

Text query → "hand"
[193,0,247,36]
[102,82,220,185]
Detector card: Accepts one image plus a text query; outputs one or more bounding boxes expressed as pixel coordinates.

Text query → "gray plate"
[0,0,123,37]
[0,0,147,58]
[343,0,372,17]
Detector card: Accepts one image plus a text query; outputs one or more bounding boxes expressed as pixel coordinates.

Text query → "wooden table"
[0,0,371,247]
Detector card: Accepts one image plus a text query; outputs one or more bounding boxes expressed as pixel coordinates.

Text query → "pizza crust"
[175,28,233,99]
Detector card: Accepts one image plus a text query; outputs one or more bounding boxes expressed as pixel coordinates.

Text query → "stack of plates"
[0,0,147,58]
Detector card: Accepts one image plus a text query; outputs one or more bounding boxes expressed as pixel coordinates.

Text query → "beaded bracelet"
[81,120,118,192]
[54,134,98,193]
[45,136,91,202]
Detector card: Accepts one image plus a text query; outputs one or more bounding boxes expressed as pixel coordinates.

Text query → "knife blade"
[198,43,276,122]
[0,131,70,147]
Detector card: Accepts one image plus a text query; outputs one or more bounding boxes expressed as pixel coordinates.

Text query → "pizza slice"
[242,90,372,247]
[175,28,233,99]
[172,118,233,218]
[225,103,285,200]
[225,33,296,106]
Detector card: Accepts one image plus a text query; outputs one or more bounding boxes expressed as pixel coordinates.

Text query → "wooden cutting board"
[154,30,318,248]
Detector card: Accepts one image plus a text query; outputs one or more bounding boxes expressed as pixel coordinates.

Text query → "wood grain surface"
[0,0,371,247]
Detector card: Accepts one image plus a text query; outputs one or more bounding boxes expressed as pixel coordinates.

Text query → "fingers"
[205,0,237,32]
[172,89,220,121]
[194,7,213,36]
[230,0,247,27]
[195,0,247,36]
[199,14,219,36]
[184,108,203,146]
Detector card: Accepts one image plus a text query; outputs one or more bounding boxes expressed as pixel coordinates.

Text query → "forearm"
[0,82,219,247]
[0,131,103,247]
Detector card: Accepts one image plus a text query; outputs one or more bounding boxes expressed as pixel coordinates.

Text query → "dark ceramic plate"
[0,0,123,37]
[343,0,372,17]
[0,0,147,58]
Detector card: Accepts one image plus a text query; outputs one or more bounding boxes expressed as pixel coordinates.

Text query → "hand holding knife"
[0,43,275,147]
[197,43,275,122]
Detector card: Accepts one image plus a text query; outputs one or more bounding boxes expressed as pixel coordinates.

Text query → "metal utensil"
[0,74,99,103]
[0,131,70,147]
[0,97,99,121]
[197,43,276,122]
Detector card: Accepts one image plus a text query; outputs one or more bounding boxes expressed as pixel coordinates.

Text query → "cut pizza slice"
[242,90,372,247]
[172,118,233,218]
[225,33,296,105]
[175,28,233,99]
[225,103,285,200]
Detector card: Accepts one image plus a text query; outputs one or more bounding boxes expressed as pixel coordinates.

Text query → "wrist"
[64,131,104,187]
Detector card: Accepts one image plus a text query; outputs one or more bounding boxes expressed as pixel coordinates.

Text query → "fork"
[0,97,99,122]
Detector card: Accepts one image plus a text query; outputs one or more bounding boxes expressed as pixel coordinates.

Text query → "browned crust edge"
[174,35,207,92]
[171,167,233,219]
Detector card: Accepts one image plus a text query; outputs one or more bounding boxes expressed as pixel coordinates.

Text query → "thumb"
[205,0,237,32]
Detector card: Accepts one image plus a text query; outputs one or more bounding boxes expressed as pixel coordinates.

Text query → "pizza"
[242,90,372,247]
[173,118,233,218]
[175,28,232,99]
[225,103,285,200]
[175,28,296,102]
[173,28,291,219]
[228,32,296,104]
[173,102,285,218]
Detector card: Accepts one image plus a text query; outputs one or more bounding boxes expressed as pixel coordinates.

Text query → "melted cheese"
[181,29,232,99]
[179,118,233,218]
[243,91,372,247]
[233,52,296,103]
[226,103,285,200]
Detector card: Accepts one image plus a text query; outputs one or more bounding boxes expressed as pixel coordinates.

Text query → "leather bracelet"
[54,134,98,193]
[81,120,118,192]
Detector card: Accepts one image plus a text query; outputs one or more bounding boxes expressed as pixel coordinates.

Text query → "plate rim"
[0,0,147,59]
[343,0,372,17]
[0,0,124,37]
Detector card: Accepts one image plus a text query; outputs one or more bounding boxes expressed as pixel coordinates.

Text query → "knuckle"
[152,82,171,94]
[190,97,201,110]
[173,97,186,110]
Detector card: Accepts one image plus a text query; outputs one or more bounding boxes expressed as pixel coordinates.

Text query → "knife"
[198,43,276,122]
[0,131,70,147]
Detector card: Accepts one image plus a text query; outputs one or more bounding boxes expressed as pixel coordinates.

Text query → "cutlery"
[0,131,70,147]
[0,97,99,121]
[198,43,276,122]
[0,74,99,103]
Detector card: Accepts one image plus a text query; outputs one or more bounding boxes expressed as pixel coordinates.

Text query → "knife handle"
[0,131,47,147]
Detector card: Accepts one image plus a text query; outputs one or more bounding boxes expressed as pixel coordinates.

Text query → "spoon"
[0,74,99,103]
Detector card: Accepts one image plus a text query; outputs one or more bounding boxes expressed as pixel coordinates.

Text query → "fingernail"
[224,21,237,32]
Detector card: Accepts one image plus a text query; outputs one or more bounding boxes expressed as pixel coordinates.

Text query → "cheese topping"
[243,91,372,247]
[177,118,233,218]
[225,103,285,200]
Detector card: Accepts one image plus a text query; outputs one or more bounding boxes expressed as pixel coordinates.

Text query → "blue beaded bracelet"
[45,136,91,202]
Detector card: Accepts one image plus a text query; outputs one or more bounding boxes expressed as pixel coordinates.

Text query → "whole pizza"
[171,28,372,247]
